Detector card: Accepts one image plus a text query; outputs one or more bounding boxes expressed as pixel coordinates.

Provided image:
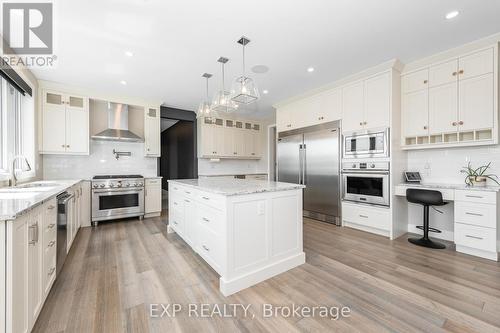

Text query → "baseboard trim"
[343,222,390,238]
[456,245,498,261]
[219,252,306,296]
[144,212,161,218]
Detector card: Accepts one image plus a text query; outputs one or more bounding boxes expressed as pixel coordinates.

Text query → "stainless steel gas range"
[91,175,145,226]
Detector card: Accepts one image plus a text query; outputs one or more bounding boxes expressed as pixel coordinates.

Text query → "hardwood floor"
[32,214,500,333]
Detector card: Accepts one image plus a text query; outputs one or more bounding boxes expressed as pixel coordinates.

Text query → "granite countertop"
[198,172,268,177]
[0,179,83,220]
[168,178,304,196]
[396,182,500,192]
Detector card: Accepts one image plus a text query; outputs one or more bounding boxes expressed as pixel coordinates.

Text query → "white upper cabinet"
[428,82,458,134]
[144,107,160,157]
[459,48,494,80]
[428,59,458,87]
[364,72,390,129]
[41,90,89,155]
[342,81,364,132]
[322,88,342,123]
[459,73,494,131]
[401,46,498,149]
[276,105,294,132]
[402,89,428,137]
[199,117,262,159]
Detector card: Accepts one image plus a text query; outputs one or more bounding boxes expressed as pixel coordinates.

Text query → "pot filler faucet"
[10,155,31,187]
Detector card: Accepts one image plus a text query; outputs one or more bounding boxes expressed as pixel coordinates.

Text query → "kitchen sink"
[16,182,60,188]
[0,191,38,199]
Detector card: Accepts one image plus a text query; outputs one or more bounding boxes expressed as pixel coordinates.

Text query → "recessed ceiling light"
[445,10,459,20]
[307,67,315,73]
[263,89,269,94]
[120,80,127,85]
[125,51,134,57]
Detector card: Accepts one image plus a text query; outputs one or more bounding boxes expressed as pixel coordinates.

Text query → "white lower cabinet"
[342,202,391,237]
[168,182,304,296]
[145,178,162,216]
[4,182,86,333]
[454,190,498,261]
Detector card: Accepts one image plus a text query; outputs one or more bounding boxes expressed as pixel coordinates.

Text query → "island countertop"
[168,178,305,196]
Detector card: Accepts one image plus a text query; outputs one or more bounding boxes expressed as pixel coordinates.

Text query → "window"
[0,77,35,180]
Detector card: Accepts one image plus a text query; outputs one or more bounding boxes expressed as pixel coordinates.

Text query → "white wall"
[43,141,157,180]
[405,144,500,240]
[197,116,275,176]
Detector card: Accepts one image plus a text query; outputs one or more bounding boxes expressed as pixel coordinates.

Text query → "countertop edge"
[396,183,500,192]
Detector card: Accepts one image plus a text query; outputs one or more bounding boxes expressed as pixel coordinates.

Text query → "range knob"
[125,183,131,187]
[352,164,356,168]
[109,183,115,187]
[92,184,98,188]
[138,182,143,186]
[117,183,122,187]
[370,164,376,168]
[99,184,105,188]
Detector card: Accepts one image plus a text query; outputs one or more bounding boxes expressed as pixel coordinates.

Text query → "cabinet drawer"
[196,191,225,210]
[146,178,161,186]
[342,203,390,231]
[197,204,224,235]
[455,223,496,252]
[455,202,496,228]
[43,225,57,249]
[169,209,184,235]
[43,198,57,228]
[197,223,223,273]
[455,190,497,204]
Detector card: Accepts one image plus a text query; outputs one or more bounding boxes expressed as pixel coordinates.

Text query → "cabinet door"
[42,106,66,153]
[428,82,458,134]
[429,59,458,87]
[252,124,262,157]
[342,82,364,132]
[145,181,162,214]
[276,106,292,132]
[243,129,255,158]
[322,89,342,122]
[145,107,160,156]
[298,95,321,127]
[43,91,65,110]
[212,118,225,156]
[459,73,494,131]
[402,89,429,137]
[183,199,196,247]
[28,208,43,329]
[200,118,215,157]
[8,216,29,333]
[459,48,494,80]
[65,99,89,154]
[232,122,245,157]
[364,73,390,129]
[402,69,429,93]
[80,181,91,227]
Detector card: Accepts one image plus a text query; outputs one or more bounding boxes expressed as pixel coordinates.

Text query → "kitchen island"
[168,178,305,296]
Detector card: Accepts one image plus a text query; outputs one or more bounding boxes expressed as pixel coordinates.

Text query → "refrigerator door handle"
[302,144,307,185]
[298,144,303,184]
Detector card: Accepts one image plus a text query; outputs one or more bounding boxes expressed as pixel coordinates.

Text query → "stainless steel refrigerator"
[277,121,340,225]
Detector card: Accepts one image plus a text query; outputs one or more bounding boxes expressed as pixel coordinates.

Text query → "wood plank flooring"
[32,213,500,332]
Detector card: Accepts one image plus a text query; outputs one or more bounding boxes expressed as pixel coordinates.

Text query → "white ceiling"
[31,0,500,119]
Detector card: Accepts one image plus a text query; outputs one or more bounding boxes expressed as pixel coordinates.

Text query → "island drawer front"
[43,225,57,250]
[342,203,390,231]
[169,193,183,215]
[455,223,496,252]
[169,210,184,235]
[455,190,497,204]
[43,198,58,228]
[196,192,225,210]
[197,223,223,273]
[455,202,496,228]
[169,184,197,199]
[197,204,224,235]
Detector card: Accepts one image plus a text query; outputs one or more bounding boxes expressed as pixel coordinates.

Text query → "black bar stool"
[406,188,447,249]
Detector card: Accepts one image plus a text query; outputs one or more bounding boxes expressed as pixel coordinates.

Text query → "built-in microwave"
[343,128,389,158]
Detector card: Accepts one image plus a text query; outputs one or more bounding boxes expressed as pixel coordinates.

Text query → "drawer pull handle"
[184,199,190,203]
[202,217,210,223]
[202,196,210,200]
[465,195,482,199]
[185,191,191,194]
[465,212,483,217]
[173,187,178,190]
[48,267,56,276]
[359,215,368,218]
[173,202,178,205]
[48,240,56,247]
[465,235,483,240]
[202,245,210,252]
[47,205,55,210]
[48,223,56,229]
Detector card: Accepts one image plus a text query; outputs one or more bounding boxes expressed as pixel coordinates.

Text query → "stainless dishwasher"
[57,192,73,275]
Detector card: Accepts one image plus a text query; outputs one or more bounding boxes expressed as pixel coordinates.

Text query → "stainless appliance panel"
[343,128,389,158]
[92,188,144,221]
[303,128,340,217]
[277,133,303,185]
[56,192,73,276]
[342,172,390,206]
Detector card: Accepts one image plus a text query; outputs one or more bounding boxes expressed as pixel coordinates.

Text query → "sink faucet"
[10,155,31,187]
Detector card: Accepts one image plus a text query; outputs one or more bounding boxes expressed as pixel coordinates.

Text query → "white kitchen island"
[168,178,306,296]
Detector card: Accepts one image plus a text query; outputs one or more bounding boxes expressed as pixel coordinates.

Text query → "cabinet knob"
[423,126,427,130]
[423,80,428,84]
[66,145,70,148]
[364,121,367,125]
[458,120,464,125]
[61,144,65,148]
[359,122,363,126]
[458,69,464,75]
[452,72,457,76]
[452,121,457,126]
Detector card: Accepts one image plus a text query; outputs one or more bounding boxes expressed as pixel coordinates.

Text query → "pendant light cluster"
[197,36,259,119]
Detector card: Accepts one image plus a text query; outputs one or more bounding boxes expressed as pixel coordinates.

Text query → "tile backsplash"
[43,141,158,180]
[407,145,500,185]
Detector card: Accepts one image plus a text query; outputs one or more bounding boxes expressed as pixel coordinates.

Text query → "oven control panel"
[342,161,389,172]
[91,178,144,189]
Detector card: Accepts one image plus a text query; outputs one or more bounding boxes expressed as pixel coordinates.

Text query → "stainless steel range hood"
[91,102,144,142]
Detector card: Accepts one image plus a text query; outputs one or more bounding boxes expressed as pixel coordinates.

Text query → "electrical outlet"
[257,202,265,215]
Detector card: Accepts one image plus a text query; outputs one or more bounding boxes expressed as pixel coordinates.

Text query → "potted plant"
[460,162,500,187]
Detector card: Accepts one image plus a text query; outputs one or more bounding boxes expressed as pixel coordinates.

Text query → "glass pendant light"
[211,57,238,113]
[230,36,259,105]
[197,73,213,118]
